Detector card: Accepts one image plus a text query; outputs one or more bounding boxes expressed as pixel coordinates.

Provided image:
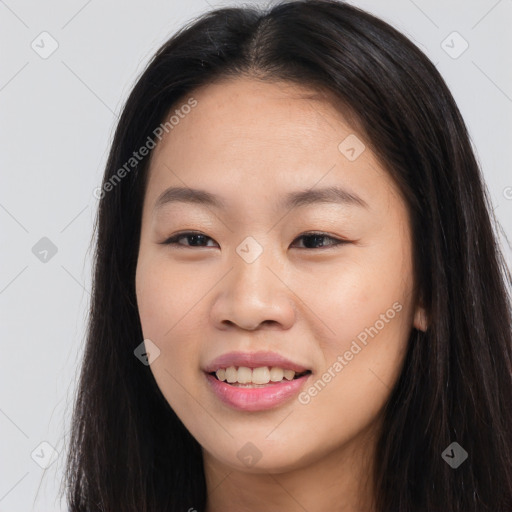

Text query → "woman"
[64,1,512,510]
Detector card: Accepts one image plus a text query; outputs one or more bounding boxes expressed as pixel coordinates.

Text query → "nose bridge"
[230,234,276,297]
[210,233,295,330]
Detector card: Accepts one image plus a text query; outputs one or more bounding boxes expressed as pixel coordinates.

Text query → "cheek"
[135,256,205,381]
[293,246,411,353]
[136,258,209,429]
[291,244,412,416]
[136,253,204,339]
[293,280,410,454]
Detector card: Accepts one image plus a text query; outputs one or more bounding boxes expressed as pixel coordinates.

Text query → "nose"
[209,245,296,332]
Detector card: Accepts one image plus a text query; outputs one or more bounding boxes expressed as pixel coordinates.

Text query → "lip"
[204,372,311,411]
[203,350,310,373]
[203,350,312,412]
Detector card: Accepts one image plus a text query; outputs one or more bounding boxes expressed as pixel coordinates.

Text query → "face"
[135,77,426,474]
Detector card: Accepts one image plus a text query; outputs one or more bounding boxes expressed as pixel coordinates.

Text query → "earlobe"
[413,306,428,332]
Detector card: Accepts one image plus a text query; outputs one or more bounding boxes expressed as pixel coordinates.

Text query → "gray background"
[1,0,511,510]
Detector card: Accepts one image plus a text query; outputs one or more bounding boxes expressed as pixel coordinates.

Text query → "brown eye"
[162,232,218,248]
[291,232,348,249]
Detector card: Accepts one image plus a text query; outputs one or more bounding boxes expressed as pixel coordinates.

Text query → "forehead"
[144,77,395,215]
[149,76,359,165]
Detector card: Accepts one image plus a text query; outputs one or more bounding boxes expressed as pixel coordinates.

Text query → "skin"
[135,76,427,512]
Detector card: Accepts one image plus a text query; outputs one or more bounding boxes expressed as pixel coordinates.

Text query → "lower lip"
[205,372,311,411]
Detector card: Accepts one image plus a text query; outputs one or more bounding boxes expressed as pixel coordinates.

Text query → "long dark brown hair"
[63,1,512,510]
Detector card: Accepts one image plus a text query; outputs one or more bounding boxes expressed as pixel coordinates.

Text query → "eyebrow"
[153,185,369,212]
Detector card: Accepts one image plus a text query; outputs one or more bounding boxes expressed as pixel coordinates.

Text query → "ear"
[413,304,428,332]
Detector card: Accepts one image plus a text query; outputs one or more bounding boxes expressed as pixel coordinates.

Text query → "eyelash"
[161,231,349,250]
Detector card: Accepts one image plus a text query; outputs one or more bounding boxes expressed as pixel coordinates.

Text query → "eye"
[161,231,349,250]
[291,232,348,249]
[161,231,218,248]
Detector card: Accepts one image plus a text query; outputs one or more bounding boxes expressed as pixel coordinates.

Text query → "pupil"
[304,235,325,248]
[189,234,205,246]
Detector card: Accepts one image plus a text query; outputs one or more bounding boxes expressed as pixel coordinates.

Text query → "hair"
[63,1,512,510]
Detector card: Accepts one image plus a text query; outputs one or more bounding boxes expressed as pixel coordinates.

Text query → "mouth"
[204,365,312,411]
[203,351,313,411]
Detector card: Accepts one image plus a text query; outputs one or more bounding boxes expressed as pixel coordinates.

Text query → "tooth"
[252,366,271,384]
[215,366,302,384]
[283,369,295,380]
[225,366,237,383]
[269,367,284,382]
[237,366,252,383]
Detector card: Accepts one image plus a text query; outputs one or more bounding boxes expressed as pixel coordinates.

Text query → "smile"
[203,350,313,411]
[204,368,312,411]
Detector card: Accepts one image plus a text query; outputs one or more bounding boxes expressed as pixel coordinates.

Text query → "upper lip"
[204,351,311,373]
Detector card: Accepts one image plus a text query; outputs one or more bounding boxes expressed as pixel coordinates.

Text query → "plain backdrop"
[1,0,511,510]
